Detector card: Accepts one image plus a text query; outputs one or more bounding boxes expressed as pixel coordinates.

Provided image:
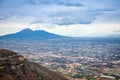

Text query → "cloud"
[45,23,120,37]
[32,8,115,25]
[26,0,83,7]
[114,29,120,33]
[0,0,119,26]
[0,0,120,37]
[0,0,118,25]
[0,12,14,21]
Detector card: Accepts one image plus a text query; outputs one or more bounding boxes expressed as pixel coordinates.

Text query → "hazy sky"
[0,0,120,37]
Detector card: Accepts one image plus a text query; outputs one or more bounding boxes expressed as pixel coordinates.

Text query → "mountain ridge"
[0,28,67,40]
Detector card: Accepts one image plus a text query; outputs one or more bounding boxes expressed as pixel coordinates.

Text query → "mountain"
[0,28,66,40]
[108,34,120,38]
[0,49,68,80]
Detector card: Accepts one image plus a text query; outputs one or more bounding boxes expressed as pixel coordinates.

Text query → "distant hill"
[0,49,68,80]
[108,34,120,38]
[0,28,66,40]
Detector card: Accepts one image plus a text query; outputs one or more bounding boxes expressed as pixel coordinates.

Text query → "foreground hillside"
[0,49,68,80]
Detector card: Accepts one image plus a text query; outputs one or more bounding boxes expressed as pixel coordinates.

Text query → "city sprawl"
[0,38,120,80]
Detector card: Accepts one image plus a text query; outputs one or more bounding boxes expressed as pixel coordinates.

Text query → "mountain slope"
[0,28,66,40]
[0,49,68,80]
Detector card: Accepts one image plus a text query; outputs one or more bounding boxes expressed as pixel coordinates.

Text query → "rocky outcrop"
[0,49,68,80]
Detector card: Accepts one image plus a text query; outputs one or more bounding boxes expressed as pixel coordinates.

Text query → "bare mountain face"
[0,49,68,80]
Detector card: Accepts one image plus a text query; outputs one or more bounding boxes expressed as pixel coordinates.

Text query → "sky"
[0,0,120,37]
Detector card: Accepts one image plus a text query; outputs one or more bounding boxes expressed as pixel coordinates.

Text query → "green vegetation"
[9,69,16,74]
[15,75,21,80]
[61,64,67,69]
[72,74,83,78]
[0,70,3,76]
